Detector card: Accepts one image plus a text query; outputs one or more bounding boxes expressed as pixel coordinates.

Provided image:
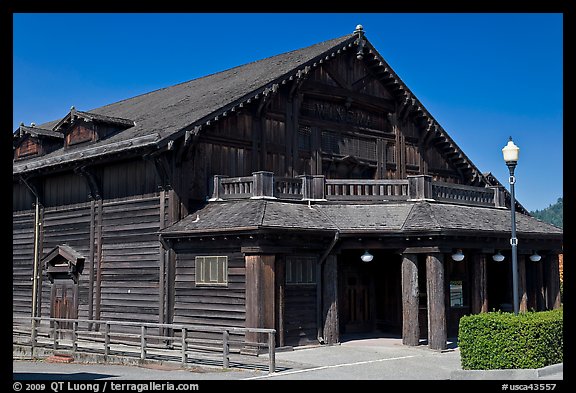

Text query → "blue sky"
[12,13,563,212]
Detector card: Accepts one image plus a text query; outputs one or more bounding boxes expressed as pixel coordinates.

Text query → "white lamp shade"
[492,251,505,262]
[502,138,520,163]
[361,250,373,262]
[529,252,542,262]
[451,250,465,262]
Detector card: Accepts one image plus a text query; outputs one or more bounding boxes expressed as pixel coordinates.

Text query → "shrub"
[458,309,563,370]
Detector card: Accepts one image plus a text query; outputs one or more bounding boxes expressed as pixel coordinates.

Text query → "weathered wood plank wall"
[13,212,36,317]
[172,248,246,330]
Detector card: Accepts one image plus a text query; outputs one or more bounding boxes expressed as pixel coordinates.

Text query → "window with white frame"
[195,256,228,286]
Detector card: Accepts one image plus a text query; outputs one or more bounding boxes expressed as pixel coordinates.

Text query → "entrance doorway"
[339,250,402,336]
[50,280,78,337]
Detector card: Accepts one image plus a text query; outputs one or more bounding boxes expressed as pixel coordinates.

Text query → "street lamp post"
[502,137,520,315]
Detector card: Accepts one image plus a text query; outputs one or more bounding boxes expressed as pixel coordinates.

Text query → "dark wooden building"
[13,25,562,351]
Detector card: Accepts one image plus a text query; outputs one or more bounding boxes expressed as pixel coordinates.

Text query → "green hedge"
[458,309,563,370]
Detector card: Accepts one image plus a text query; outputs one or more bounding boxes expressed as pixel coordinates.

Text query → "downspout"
[317,230,340,344]
[32,199,40,319]
[20,176,41,322]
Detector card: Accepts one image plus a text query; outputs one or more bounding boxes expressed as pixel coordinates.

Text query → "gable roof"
[12,26,494,190]
[14,34,355,174]
[14,125,63,140]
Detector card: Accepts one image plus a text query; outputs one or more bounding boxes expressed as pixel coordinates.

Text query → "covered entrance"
[42,244,85,332]
[338,250,402,336]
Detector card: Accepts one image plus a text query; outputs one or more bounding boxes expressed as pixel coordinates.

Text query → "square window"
[195,256,228,286]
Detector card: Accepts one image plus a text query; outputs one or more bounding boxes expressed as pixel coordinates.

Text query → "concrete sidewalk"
[13,336,563,380]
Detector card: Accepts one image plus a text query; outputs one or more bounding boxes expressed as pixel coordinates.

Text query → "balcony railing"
[209,172,506,208]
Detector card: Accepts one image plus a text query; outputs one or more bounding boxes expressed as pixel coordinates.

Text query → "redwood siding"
[13,212,36,318]
[15,137,40,159]
[39,203,92,320]
[285,284,317,346]
[13,182,35,212]
[173,249,246,328]
[99,195,161,323]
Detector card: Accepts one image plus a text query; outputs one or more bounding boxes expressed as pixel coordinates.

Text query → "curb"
[451,363,563,380]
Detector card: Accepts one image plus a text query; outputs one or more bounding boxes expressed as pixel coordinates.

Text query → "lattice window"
[286,256,317,285]
[195,256,228,286]
[321,131,376,161]
[298,126,311,151]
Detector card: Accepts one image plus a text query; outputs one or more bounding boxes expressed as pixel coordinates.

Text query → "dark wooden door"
[51,280,78,335]
[340,263,375,333]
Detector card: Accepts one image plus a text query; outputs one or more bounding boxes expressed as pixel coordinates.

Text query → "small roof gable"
[14,125,63,140]
[41,244,85,266]
[52,107,135,132]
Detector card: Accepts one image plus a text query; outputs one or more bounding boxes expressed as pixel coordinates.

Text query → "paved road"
[13,337,563,381]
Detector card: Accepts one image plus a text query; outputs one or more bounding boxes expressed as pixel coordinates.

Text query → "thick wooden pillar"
[545,254,561,310]
[471,253,488,314]
[518,255,528,313]
[244,254,275,352]
[535,258,546,310]
[401,253,420,346]
[322,255,339,345]
[426,253,447,351]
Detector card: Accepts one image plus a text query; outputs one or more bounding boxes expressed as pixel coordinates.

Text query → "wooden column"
[310,127,321,175]
[518,255,528,313]
[471,253,488,314]
[401,253,419,346]
[244,254,275,353]
[426,253,447,351]
[545,253,561,310]
[376,139,386,179]
[322,255,339,345]
[275,258,285,347]
[535,257,546,311]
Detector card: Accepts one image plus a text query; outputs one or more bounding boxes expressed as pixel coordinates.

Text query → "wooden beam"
[534,257,546,310]
[300,81,395,113]
[244,254,275,353]
[426,253,447,350]
[471,253,488,314]
[275,257,285,347]
[322,62,352,90]
[322,255,339,345]
[518,255,528,313]
[401,253,419,346]
[545,253,561,310]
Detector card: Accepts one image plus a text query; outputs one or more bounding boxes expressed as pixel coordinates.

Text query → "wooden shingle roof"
[161,200,562,238]
[14,34,356,174]
[14,26,491,186]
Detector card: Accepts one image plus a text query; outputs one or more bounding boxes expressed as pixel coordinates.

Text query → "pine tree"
[530,197,563,228]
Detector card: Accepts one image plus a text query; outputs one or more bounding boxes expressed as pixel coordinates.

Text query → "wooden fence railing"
[13,316,276,374]
[209,172,505,208]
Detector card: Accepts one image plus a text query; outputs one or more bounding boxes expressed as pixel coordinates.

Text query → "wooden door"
[51,280,78,335]
[341,263,375,333]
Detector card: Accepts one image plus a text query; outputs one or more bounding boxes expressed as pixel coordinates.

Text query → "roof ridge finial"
[354,24,364,36]
[354,24,366,60]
